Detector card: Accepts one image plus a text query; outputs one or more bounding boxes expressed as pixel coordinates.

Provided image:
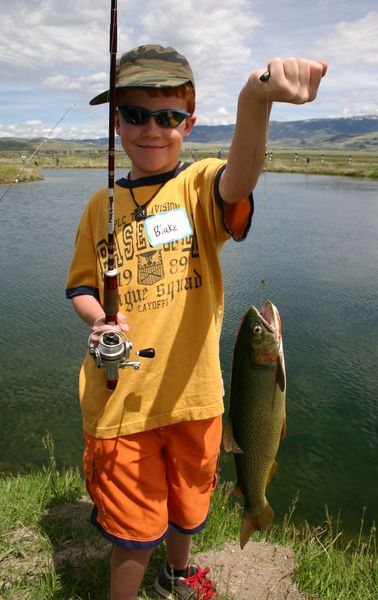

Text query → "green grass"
[0,436,376,599]
[262,148,378,179]
[1,148,378,184]
[265,498,377,600]
[0,164,43,184]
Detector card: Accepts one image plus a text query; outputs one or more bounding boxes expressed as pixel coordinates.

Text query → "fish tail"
[239,503,275,550]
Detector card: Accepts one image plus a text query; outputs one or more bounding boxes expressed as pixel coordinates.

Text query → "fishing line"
[0,104,75,203]
[259,72,271,306]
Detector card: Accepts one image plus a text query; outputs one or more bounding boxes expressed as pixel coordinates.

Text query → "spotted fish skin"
[223,300,286,549]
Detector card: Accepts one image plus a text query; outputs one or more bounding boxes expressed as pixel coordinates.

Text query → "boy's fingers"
[259,58,327,104]
[282,57,300,82]
[306,60,327,102]
[117,312,129,331]
[319,61,328,77]
[90,323,127,345]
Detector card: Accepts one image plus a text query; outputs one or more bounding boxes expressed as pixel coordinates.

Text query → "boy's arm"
[72,294,106,326]
[219,58,327,204]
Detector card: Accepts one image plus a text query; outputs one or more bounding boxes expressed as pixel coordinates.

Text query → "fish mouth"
[251,300,276,333]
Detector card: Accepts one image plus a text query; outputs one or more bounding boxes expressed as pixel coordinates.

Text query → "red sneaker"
[154,561,218,599]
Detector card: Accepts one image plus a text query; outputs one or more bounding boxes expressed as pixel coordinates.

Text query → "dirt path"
[195,540,312,600]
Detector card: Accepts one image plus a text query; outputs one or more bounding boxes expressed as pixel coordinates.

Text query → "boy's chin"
[131,160,179,178]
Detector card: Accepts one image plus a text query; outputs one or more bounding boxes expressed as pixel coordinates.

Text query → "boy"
[66,45,326,600]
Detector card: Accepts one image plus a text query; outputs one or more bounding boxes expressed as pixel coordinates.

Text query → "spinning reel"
[89,330,155,390]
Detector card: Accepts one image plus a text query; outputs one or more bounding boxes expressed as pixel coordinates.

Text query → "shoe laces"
[181,565,218,599]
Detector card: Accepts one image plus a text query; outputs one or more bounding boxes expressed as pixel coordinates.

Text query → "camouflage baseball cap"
[89,44,195,105]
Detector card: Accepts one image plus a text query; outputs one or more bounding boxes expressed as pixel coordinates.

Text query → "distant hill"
[187,116,378,150]
[0,116,377,152]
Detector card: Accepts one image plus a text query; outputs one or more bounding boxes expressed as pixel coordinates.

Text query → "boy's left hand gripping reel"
[88,331,155,391]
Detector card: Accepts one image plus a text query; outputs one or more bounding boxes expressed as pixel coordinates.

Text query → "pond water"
[0,168,377,538]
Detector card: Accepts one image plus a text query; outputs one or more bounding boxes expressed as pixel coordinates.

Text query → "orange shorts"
[83,416,222,549]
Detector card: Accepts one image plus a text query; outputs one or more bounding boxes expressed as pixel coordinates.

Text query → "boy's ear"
[115,111,121,135]
[183,114,196,138]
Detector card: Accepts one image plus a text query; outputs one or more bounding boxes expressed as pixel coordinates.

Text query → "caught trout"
[223,300,286,549]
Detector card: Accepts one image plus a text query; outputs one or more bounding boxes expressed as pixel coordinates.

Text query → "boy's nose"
[141,116,161,134]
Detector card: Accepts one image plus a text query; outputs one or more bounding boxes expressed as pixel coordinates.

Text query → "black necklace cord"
[127,172,165,221]
[127,161,182,221]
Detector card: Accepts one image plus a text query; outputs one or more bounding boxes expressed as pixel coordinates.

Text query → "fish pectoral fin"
[276,355,286,392]
[223,417,244,454]
[267,460,278,485]
[234,483,244,497]
[240,502,275,549]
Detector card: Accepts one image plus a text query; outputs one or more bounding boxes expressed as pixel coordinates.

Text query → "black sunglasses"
[117,106,190,129]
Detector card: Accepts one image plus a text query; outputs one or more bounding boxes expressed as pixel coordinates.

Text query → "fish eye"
[252,323,263,336]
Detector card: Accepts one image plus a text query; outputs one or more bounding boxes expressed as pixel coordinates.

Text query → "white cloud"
[0,0,109,77]
[305,11,378,119]
[43,75,81,91]
[0,0,377,137]
[0,119,107,140]
[311,11,378,66]
[42,72,109,93]
[133,0,261,123]
[217,107,231,116]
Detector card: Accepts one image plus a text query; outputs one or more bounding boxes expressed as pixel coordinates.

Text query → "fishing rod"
[0,104,75,204]
[103,0,119,329]
[89,0,154,390]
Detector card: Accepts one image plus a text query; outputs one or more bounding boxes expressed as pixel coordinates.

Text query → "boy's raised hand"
[220,58,327,203]
[253,58,327,105]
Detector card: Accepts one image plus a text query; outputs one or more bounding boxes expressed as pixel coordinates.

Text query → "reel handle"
[137,348,155,359]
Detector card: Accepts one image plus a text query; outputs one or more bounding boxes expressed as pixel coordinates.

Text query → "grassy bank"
[1,148,377,184]
[0,436,376,599]
[185,146,378,179]
[0,164,43,184]
[263,148,378,179]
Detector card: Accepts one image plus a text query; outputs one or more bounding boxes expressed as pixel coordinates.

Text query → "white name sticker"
[145,208,193,247]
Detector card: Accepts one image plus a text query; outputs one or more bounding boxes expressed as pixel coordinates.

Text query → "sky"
[0,0,377,139]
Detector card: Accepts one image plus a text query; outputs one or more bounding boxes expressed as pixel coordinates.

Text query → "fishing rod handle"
[103,267,119,324]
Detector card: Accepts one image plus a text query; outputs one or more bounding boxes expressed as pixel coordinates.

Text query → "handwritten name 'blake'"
[145,208,193,247]
[153,222,178,237]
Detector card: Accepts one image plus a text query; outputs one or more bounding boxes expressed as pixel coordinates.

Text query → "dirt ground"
[0,498,314,600]
[195,541,313,600]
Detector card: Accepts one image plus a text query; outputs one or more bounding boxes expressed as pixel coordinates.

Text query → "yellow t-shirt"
[66,158,253,438]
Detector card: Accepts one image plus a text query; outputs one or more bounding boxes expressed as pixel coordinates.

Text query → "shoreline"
[1,147,377,183]
[1,161,378,185]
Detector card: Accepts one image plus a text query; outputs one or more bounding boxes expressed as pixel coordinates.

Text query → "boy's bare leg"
[166,529,191,570]
[110,546,153,600]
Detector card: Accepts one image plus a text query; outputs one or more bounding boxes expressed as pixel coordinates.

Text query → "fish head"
[243,300,282,365]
